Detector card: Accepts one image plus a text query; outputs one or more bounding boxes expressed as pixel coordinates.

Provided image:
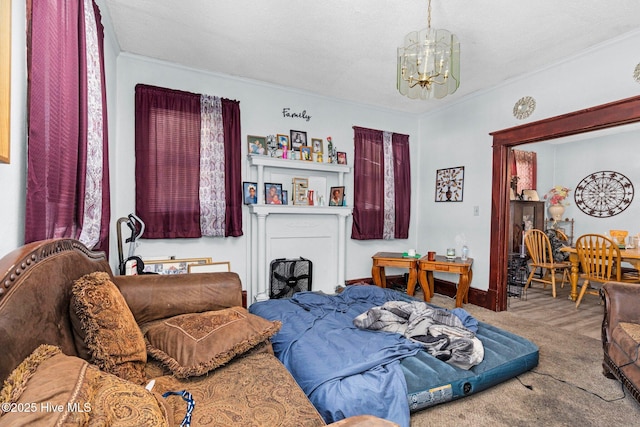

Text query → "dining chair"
[523,229,571,298]
[574,234,640,308]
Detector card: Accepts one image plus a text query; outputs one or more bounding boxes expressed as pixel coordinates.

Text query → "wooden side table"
[371,252,419,296]
[417,255,473,308]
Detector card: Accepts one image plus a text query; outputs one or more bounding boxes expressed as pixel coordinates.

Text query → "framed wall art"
[143,257,212,274]
[435,166,464,202]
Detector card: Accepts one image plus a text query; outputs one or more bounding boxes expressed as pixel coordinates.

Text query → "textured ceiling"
[103,0,640,114]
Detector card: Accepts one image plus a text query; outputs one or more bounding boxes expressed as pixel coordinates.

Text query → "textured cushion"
[0,345,170,426]
[145,307,281,378]
[152,352,325,426]
[71,271,147,385]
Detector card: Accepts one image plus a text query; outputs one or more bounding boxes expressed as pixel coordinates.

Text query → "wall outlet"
[473,206,480,216]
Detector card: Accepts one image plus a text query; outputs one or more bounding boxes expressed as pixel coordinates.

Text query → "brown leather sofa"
[0,238,397,426]
[601,281,640,403]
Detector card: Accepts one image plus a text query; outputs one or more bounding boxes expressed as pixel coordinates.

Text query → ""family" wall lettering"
[282,108,311,122]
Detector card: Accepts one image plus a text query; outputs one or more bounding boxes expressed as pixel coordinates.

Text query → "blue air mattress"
[249,285,538,427]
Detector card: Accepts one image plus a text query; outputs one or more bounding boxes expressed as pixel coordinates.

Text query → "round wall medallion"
[634,63,640,83]
[513,96,536,120]
[574,170,634,218]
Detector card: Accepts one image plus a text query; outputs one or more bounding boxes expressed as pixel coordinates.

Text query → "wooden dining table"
[560,246,640,301]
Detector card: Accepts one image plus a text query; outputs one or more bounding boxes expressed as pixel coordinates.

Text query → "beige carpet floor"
[407,290,640,426]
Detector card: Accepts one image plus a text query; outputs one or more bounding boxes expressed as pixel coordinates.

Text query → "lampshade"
[397,2,460,100]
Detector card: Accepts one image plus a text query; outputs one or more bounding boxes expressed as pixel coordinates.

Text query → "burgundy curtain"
[222,99,243,237]
[351,127,410,240]
[135,85,202,238]
[392,133,410,239]
[25,0,110,252]
[351,127,385,239]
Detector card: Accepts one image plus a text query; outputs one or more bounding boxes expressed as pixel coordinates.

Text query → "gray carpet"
[409,294,640,426]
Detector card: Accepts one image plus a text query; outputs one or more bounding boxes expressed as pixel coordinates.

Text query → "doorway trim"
[488,95,640,311]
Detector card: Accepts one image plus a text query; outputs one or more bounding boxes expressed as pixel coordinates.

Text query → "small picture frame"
[300,146,312,161]
[143,257,212,275]
[282,190,288,205]
[188,261,231,273]
[290,130,307,151]
[337,151,347,165]
[312,138,323,153]
[329,186,345,206]
[522,189,540,201]
[277,134,290,151]
[247,135,267,155]
[292,177,309,205]
[265,182,283,205]
[243,181,258,205]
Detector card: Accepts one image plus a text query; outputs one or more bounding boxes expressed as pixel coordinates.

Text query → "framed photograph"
[277,134,290,151]
[282,190,288,205]
[329,186,345,206]
[188,261,231,273]
[337,151,347,165]
[265,182,283,205]
[243,181,258,205]
[292,177,309,205]
[312,138,323,153]
[300,146,312,161]
[290,130,307,151]
[435,166,464,202]
[143,257,212,275]
[247,135,267,155]
[522,189,540,201]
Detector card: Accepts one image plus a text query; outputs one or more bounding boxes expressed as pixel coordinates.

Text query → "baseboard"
[345,275,493,310]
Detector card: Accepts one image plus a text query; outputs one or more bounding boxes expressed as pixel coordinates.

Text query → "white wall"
[417,29,640,291]
[113,54,420,293]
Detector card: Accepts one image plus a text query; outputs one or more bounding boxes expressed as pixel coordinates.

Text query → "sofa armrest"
[602,281,640,336]
[113,272,243,325]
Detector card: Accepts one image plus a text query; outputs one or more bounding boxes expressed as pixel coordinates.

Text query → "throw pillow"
[145,307,281,378]
[70,271,147,385]
[0,344,171,426]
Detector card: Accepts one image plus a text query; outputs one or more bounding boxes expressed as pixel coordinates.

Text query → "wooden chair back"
[575,234,621,283]
[524,229,553,265]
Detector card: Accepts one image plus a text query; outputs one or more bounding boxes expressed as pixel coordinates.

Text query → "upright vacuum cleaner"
[116,214,145,275]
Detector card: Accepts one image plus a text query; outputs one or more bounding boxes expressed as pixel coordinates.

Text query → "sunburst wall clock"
[574,170,634,218]
[435,166,464,202]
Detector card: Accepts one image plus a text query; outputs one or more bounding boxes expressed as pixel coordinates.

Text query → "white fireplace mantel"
[249,204,352,302]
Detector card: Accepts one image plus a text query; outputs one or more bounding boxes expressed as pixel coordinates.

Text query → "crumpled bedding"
[249,285,479,427]
[353,300,484,370]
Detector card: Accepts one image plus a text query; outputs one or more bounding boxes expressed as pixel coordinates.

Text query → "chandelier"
[397,0,460,100]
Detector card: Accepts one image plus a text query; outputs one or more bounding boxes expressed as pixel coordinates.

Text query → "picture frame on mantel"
[435,166,464,202]
[0,0,11,163]
[290,130,307,151]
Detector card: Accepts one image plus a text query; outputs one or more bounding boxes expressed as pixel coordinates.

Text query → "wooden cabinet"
[509,201,545,254]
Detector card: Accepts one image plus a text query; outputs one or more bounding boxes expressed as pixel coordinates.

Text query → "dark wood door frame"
[487,95,640,311]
